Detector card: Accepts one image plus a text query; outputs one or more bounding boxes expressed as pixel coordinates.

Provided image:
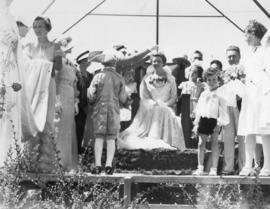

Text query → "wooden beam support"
[132,175,270,185]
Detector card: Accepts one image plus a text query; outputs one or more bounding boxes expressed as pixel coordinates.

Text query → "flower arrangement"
[222,64,246,84]
[148,73,167,88]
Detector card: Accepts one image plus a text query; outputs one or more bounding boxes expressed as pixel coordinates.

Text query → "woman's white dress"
[118,73,186,150]
[238,45,270,135]
[23,42,57,172]
[0,1,22,167]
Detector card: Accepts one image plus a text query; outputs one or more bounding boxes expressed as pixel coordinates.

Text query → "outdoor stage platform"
[23,172,270,208]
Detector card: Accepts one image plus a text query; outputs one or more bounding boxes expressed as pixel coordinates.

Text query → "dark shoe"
[105,166,114,175]
[222,170,235,175]
[92,166,102,175]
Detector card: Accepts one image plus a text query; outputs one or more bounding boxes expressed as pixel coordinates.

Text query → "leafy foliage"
[0,136,149,209]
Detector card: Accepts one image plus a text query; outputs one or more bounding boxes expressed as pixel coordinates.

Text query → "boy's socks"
[208,167,217,176]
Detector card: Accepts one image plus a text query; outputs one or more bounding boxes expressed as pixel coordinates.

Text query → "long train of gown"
[118,101,185,150]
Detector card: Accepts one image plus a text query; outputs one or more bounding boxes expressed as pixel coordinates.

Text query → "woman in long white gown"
[0,0,22,167]
[118,53,186,150]
[239,20,270,176]
[23,16,62,172]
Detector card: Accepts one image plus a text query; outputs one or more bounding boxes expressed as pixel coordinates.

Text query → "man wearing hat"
[113,44,127,56]
[221,45,245,175]
[75,50,93,154]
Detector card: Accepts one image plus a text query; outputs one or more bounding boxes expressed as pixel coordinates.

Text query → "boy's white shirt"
[194,87,229,127]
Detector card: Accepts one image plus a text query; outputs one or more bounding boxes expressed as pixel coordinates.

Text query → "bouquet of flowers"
[148,73,167,88]
[222,64,246,84]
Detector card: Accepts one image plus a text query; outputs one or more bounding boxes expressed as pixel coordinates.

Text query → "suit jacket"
[76,70,93,114]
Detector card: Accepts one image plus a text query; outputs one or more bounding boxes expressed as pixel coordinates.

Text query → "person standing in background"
[185,50,203,79]
[54,37,78,172]
[16,18,29,39]
[75,51,93,155]
[221,45,245,175]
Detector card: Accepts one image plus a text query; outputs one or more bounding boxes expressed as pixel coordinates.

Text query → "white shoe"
[193,165,204,175]
[208,168,217,176]
[259,169,270,177]
[239,167,255,176]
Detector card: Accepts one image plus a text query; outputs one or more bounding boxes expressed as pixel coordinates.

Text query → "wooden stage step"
[24,172,270,185]
[22,172,270,207]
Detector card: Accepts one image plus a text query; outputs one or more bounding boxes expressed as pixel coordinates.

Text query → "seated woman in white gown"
[118,53,186,150]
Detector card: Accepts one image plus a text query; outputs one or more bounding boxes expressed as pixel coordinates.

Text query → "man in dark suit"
[75,51,93,154]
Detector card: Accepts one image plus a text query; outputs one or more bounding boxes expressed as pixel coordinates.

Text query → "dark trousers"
[75,108,87,155]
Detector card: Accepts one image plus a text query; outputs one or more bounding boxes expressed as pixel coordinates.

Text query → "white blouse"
[194,88,229,126]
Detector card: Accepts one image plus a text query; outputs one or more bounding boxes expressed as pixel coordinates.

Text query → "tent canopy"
[11,0,270,63]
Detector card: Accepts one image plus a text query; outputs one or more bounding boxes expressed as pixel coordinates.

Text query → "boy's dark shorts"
[198,117,217,135]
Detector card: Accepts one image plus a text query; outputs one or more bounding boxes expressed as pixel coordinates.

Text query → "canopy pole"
[204,0,244,33]
[41,0,57,15]
[62,0,106,34]
[156,0,159,47]
[253,0,270,19]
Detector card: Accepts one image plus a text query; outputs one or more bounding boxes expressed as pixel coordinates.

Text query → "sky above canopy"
[11,0,270,64]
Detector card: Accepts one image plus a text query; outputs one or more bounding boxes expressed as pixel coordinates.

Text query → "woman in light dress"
[0,0,22,167]
[55,47,78,171]
[239,20,270,176]
[23,16,62,172]
[118,53,186,150]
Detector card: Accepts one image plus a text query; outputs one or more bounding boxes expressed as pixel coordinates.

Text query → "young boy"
[193,67,229,176]
[88,62,128,175]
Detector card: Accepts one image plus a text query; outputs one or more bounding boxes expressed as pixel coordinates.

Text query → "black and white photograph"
[1,0,270,208]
